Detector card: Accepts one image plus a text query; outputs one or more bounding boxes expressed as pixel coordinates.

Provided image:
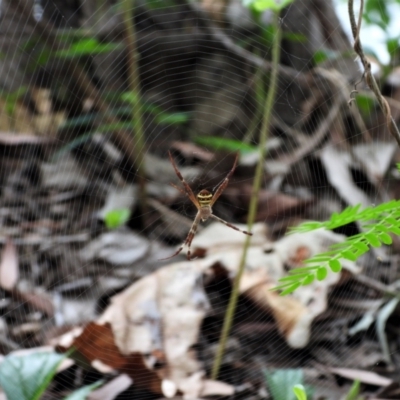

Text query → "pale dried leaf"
[80,230,149,265]
[0,240,19,291]
[97,185,137,220]
[353,142,397,181]
[88,374,132,400]
[330,368,392,386]
[320,146,370,207]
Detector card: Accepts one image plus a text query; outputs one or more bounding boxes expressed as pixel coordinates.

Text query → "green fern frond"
[274,200,400,295]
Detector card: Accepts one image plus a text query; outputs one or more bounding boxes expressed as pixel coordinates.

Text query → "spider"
[161,151,252,261]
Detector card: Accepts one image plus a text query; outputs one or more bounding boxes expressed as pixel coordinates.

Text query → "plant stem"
[121,0,147,213]
[211,11,282,380]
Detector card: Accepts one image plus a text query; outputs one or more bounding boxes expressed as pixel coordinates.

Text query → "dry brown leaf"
[0,240,19,291]
[12,290,54,317]
[61,222,357,396]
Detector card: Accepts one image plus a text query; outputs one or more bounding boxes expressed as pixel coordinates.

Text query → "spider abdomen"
[197,189,213,207]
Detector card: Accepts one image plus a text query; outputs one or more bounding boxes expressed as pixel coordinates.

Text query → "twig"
[121,0,148,214]
[211,11,282,381]
[348,0,400,147]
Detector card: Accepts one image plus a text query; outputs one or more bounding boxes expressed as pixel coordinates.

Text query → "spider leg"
[210,153,239,206]
[170,182,186,196]
[169,151,200,208]
[159,212,202,261]
[210,214,252,236]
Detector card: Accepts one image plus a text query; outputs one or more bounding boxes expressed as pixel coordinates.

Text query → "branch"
[348,0,400,147]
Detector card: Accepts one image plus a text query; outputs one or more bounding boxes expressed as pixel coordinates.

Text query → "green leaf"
[352,241,370,253]
[386,37,400,57]
[301,274,314,286]
[365,233,381,247]
[279,282,301,296]
[194,136,257,154]
[341,250,358,261]
[64,381,103,400]
[288,266,318,274]
[345,380,360,400]
[378,232,393,245]
[121,91,140,105]
[104,208,131,229]
[244,0,295,12]
[0,352,66,400]
[55,38,122,58]
[355,94,375,116]
[388,225,400,235]
[293,384,308,400]
[329,259,342,273]
[279,273,311,282]
[264,369,304,400]
[316,266,327,281]
[156,112,190,125]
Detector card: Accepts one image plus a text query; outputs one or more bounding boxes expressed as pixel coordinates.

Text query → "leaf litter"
[1,1,400,398]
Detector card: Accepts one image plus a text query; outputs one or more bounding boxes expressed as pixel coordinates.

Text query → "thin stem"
[121,0,148,213]
[211,12,282,380]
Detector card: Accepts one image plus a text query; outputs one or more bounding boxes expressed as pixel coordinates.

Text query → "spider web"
[0,0,399,399]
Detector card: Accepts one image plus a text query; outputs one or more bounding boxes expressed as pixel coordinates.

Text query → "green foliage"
[243,0,295,12]
[355,94,376,117]
[55,38,122,58]
[274,200,400,294]
[104,208,131,229]
[0,351,102,400]
[63,381,103,400]
[345,380,362,400]
[194,136,257,154]
[264,369,313,400]
[293,384,308,400]
[363,0,390,29]
[0,352,66,400]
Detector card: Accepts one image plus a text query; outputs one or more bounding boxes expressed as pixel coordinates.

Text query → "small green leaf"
[355,94,375,116]
[264,369,304,400]
[121,91,140,104]
[293,384,308,400]
[279,282,301,296]
[389,225,400,235]
[244,0,294,12]
[56,38,122,58]
[104,208,131,229]
[288,266,318,274]
[0,352,66,400]
[342,250,357,261]
[156,112,190,125]
[352,241,369,253]
[301,274,314,286]
[64,381,103,400]
[329,259,342,273]
[194,136,257,154]
[365,233,381,247]
[316,266,327,281]
[378,232,393,245]
[345,379,360,400]
[279,273,311,282]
